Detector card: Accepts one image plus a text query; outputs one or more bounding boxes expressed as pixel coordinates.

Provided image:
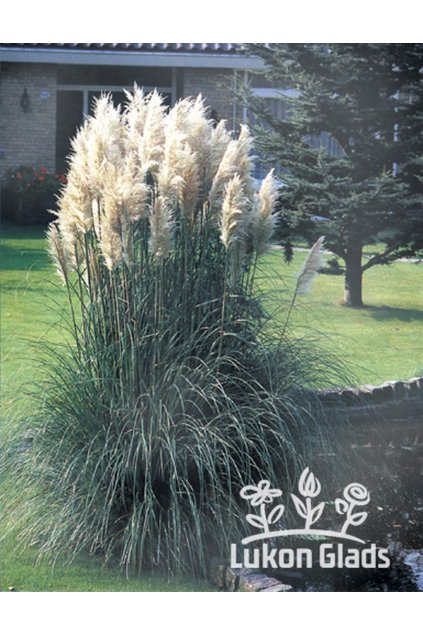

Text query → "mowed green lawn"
[1,224,70,406]
[256,248,423,385]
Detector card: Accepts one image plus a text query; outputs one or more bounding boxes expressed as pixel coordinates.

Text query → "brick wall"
[182,68,244,132]
[0,63,57,176]
[0,62,245,190]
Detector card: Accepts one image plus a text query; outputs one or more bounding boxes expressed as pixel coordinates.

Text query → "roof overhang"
[0,46,265,70]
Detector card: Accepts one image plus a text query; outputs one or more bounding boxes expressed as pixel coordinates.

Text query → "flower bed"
[1,165,67,224]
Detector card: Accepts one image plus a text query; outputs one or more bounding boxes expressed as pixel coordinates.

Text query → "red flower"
[33,168,38,177]
[40,166,47,174]
[16,172,22,180]
[38,175,45,182]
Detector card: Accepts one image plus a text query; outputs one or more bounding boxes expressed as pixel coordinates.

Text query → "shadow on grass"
[0,244,51,272]
[364,305,423,323]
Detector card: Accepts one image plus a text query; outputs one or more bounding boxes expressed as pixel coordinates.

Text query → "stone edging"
[209,559,293,592]
[318,376,423,409]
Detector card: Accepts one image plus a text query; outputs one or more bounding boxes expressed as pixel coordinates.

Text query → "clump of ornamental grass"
[2,89,332,578]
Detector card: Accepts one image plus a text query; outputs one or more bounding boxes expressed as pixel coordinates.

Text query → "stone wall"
[318,377,423,427]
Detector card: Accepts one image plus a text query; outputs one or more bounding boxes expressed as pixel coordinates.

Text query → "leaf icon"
[246,514,266,530]
[309,502,325,526]
[335,498,348,515]
[267,504,285,525]
[348,511,368,526]
[291,494,307,519]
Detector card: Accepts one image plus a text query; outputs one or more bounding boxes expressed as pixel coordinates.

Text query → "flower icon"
[335,481,370,535]
[240,480,282,506]
[298,467,321,498]
[240,480,284,535]
[343,483,370,506]
[291,468,325,530]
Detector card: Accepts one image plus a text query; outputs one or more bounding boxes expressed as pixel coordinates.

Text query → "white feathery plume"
[100,224,123,271]
[235,124,256,200]
[165,98,194,137]
[296,236,325,295]
[124,84,147,152]
[137,90,166,175]
[149,193,174,259]
[157,131,186,203]
[179,144,199,221]
[176,96,212,181]
[164,96,209,214]
[99,159,148,269]
[251,169,279,256]
[84,96,126,196]
[118,152,149,221]
[206,119,231,182]
[56,208,85,270]
[47,222,68,283]
[61,168,93,228]
[157,121,200,221]
[54,168,94,266]
[64,124,95,233]
[209,124,255,209]
[100,165,124,271]
[220,175,248,249]
[68,123,92,197]
[208,138,238,207]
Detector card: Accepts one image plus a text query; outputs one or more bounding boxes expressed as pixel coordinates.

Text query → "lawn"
[257,248,423,385]
[0,534,212,592]
[1,224,422,591]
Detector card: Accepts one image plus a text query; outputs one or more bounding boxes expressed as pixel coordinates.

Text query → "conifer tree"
[248,44,423,306]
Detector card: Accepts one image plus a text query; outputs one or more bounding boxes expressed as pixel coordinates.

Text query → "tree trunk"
[344,243,363,307]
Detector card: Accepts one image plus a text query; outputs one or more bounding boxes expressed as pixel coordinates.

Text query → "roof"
[0,43,263,69]
[4,43,243,53]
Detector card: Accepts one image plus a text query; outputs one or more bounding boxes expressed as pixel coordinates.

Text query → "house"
[0,43,268,178]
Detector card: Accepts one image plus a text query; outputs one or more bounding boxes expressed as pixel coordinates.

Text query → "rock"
[260,583,294,592]
[239,573,292,592]
[405,378,422,397]
[385,381,407,400]
[372,384,395,404]
[208,557,227,590]
[339,389,361,407]
[223,566,238,592]
[238,573,267,592]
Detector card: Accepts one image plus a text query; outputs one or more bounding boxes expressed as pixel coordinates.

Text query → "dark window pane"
[56,91,83,172]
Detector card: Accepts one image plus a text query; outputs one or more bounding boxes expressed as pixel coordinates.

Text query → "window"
[56,84,173,172]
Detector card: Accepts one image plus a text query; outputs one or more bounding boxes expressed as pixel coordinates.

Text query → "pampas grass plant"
[2,89,334,578]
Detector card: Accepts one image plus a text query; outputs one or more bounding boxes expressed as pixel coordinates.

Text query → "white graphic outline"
[240,468,370,545]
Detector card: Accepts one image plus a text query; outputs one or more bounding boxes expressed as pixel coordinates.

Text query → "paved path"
[271,245,422,264]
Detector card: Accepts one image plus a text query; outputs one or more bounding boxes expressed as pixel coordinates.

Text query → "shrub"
[320,257,345,276]
[1,165,66,224]
[3,89,333,577]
